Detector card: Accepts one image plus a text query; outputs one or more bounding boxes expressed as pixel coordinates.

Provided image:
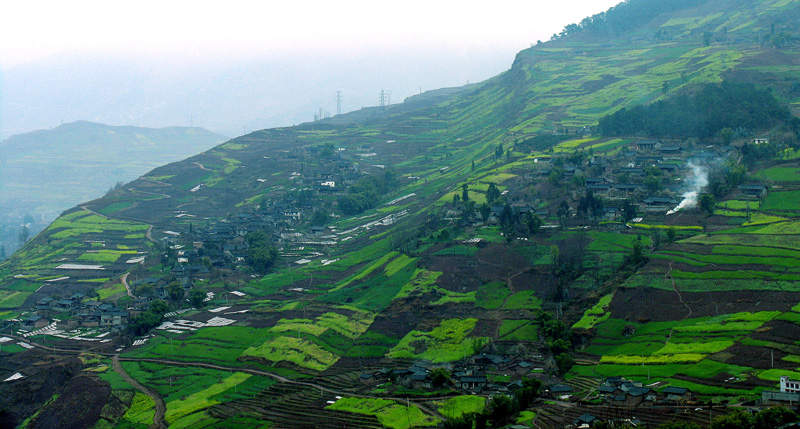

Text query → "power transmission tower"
[335,91,342,115]
[379,90,391,115]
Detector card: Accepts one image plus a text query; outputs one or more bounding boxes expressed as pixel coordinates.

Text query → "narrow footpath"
[112,355,167,429]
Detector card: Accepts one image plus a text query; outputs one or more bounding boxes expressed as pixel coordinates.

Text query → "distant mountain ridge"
[0,121,226,253]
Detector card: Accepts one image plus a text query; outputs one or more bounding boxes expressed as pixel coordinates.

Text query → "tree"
[555,353,574,375]
[486,183,501,205]
[550,245,561,274]
[149,299,170,315]
[754,406,797,429]
[189,288,207,308]
[311,209,330,226]
[549,338,571,355]
[430,368,450,387]
[246,231,278,272]
[622,200,637,222]
[18,226,30,246]
[524,213,542,235]
[461,184,469,203]
[666,226,677,243]
[628,238,648,267]
[719,127,734,145]
[470,337,489,355]
[134,283,154,298]
[478,203,491,223]
[167,281,184,300]
[652,230,661,250]
[711,409,755,429]
[699,194,716,216]
[485,395,514,427]
[644,175,661,193]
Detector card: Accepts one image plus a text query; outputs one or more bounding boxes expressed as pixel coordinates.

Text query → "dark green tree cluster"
[598,82,794,139]
[486,183,501,206]
[128,299,170,336]
[245,231,278,273]
[626,236,649,268]
[577,190,605,220]
[538,315,575,375]
[493,203,543,241]
[337,170,397,215]
[444,378,542,429]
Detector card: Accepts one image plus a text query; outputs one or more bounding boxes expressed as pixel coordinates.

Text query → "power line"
[335,91,342,116]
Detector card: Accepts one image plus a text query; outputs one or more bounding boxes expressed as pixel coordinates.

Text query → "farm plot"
[121,361,273,427]
[387,318,485,363]
[754,166,800,182]
[581,312,781,387]
[573,294,613,329]
[437,395,485,419]
[761,191,800,212]
[327,397,438,429]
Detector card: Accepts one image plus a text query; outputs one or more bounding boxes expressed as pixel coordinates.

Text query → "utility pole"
[335,91,342,116]
[379,90,387,114]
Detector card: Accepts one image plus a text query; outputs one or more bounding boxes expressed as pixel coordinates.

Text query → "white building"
[780,376,800,393]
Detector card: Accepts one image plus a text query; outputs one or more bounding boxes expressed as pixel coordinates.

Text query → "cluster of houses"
[548,376,692,408]
[533,139,768,216]
[20,293,131,331]
[359,353,543,394]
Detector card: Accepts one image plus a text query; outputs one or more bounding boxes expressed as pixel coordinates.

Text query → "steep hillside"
[2,0,800,427]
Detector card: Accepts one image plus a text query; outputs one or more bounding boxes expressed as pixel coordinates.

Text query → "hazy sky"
[1,0,621,70]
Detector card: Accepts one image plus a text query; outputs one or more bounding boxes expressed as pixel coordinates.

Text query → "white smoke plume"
[666,162,709,215]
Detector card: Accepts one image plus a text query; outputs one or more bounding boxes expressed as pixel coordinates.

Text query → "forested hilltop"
[1,0,800,427]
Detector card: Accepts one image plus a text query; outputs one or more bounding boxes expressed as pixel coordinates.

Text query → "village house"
[20,315,52,331]
[658,146,683,156]
[636,140,658,150]
[642,197,678,211]
[548,384,573,399]
[656,163,679,174]
[574,413,600,428]
[738,184,767,198]
[454,374,487,391]
[662,386,691,403]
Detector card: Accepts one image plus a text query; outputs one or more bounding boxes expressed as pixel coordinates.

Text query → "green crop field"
[755,166,800,182]
[327,397,438,429]
[437,396,485,419]
[388,318,483,363]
